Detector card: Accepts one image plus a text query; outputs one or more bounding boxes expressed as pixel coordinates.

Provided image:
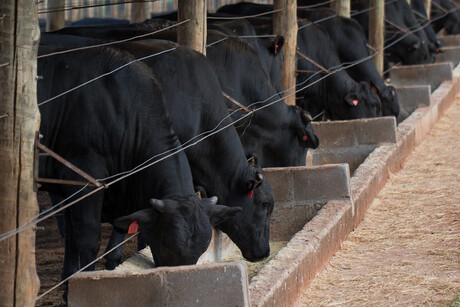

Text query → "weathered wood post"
[46,0,65,31]
[0,0,41,306]
[334,0,351,17]
[177,0,207,55]
[131,2,151,23]
[369,0,385,74]
[423,0,432,18]
[274,0,298,105]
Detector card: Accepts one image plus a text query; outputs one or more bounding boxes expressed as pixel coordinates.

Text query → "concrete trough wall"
[390,62,453,91]
[438,34,460,46]
[436,46,460,66]
[307,117,397,174]
[396,85,431,122]
[68,62,460,307]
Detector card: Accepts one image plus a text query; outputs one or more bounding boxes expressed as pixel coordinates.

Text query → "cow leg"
[61,208,78,281]
[70,191,104,272]
[104,228,124,270]
[48,193,66,237]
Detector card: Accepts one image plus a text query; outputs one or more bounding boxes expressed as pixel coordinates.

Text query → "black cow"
[350,0,435,67]
[411,0,445,53]
[295,8,400,117]
[53,22,319,168]
[205,30,319,166]
[207,17,285,92]
[37,45,240,279]
[41,33,275,262]
[431,0,460,34]
[216,4,382,120]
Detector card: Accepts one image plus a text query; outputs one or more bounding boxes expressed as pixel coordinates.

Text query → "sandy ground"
[299,98,460,306]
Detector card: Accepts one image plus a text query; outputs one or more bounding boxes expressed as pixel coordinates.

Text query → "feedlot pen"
[300,96,460,306]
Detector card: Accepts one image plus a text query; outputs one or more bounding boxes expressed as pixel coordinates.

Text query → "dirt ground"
[299,98,460,306]
[35,192,137,307]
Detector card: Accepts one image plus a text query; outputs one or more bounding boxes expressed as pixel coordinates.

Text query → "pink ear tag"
[302,135,308,141]
[247,190,254,198]
[128,220,138,234]
[352,100,359,106]
[274,44,279,54]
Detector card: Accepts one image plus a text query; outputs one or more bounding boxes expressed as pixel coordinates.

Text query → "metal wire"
[38,0,160,14]
[30,232,139,306]
[37,19,190,59]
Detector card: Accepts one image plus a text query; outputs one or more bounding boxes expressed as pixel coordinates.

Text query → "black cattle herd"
[36,0,460,296]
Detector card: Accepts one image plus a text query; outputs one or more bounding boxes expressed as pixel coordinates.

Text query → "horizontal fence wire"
[7,0,459,303]
[3,0,458,245]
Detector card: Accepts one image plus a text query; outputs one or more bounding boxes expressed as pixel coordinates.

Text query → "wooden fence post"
[334,0,350,17]
[46,0,65,31]
[273,0,298,106]
[131,2,151,23]
[177,0,207,55]
[0,0,41,306]
[369,0,384,75]
[423,0,432,17]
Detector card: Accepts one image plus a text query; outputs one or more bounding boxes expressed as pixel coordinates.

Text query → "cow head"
[328,81,381,120]
[114,195,241,266]
[214,165,274,262]
[371,83,400,117]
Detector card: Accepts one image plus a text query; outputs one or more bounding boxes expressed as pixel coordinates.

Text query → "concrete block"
[396,85,431,123]
[436,46,460,66]
[249,200,353,307]
[263,165,350,203]
[390,62,453,92]
[69,262,250,307]
[438,34,460,46]
[311,145,376,175]
[311,117,397,148]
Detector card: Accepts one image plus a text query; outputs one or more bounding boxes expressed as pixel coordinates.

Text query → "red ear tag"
[247,190,254,198]
[274,44,279,54]
[248,182,253,190]
[352,100,359,106]
[371,86,378,93]
[302,135,308,141]
[128,220,138,234]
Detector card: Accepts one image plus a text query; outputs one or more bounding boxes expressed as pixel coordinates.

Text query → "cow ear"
[195,185,209,199]
[345,93,360,107]
[113,208,157,234]
[271,35,285,55]
[408,41,421,52]
[206,203,242,227]
[247,154,259,166]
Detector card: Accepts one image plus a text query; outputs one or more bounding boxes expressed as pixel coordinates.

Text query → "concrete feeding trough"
[438,34,460,46]
[306,117,397,174]
[68,165,353,306]
[436,46,460,66]
[396,85,431,122]
[67,64,460,307]
[389,62,453,92]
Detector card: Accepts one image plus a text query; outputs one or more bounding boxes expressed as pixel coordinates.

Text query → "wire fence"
[10,0,459,303]
[38,0,275,21]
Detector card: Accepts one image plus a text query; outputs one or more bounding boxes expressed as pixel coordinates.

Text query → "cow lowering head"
[371,83,400,118]
[326,81,382,120]
[213,165,274,262]
[114,195,241,266]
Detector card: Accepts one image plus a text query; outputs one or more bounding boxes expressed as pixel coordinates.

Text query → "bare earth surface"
[299,98,460,306]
